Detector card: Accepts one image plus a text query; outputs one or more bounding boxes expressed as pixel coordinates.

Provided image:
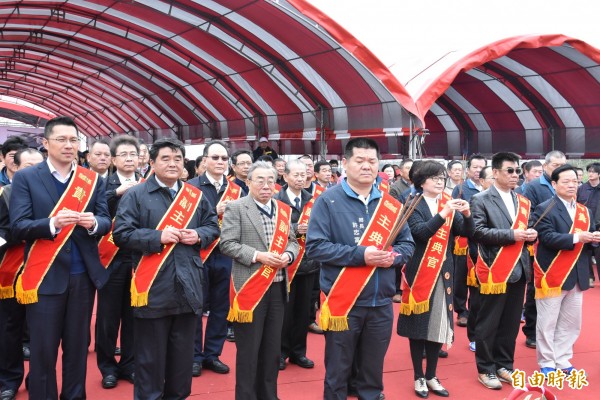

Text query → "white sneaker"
[426,377,449,397]
[414,377,428,398]
[496,368,514,383]
[478,373,502,390]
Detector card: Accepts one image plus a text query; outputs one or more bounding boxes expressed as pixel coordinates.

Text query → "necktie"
[294,197,300,210]
[214,181,221,192]
[169,188,177,199]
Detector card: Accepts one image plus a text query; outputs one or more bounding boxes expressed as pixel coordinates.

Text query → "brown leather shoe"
[308,322,324,334]
[457,316,468,327]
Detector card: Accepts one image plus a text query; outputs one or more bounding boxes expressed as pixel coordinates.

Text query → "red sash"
[476,193,530,294]
[453,236,468,255]
[98,177,145,269]
[320,192,402,331]
[534,203,589,299]
[16,167,98,304]
[0,245,26,299]
[378,180,389,192]
[286,189,324,289]
[400,193,454,315]
[274,183,282,193]
[131,183,202,307]
[313,185,324,197]
[200,180,242,263]
[228,200,291,323]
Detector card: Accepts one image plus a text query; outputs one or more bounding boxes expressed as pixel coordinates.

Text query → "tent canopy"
[0,0,417,156]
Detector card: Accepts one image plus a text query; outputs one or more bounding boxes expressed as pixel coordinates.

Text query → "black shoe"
[203,359,230,374]
[23,345,30,361]
[0,389,16,400]
[114,346,121,356]
[438,349,448,358]
[290,356,314,369]
[279,356,287,370]
[525,337,536,348]
[226,327,235,342]
[101,375,118,389]
[192,362,202,377]
[120,372,135,384]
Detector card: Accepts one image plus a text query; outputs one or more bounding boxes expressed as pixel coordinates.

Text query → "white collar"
[47,159,76,182]
[116,171,136,183]
[154,176,178,192]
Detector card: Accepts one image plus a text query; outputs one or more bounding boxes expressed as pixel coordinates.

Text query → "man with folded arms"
[113,138,219,400]
[471,152,537,390]
[220,161,298,400]
[10,116,112,400]
[306,138,414,400]
[532,164,597,375]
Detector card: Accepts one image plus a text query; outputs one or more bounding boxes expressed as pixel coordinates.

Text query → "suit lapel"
[37,162,60,204]
[554,198,573,228]
[490,186,513,226]
[243,195,269,248]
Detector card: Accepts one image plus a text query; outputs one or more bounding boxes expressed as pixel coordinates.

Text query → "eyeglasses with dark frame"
[209,155,229,162]
[499,167,522,175]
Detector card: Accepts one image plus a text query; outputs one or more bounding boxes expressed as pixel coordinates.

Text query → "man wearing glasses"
[471,152,538,390]
[9,116,112,399]
[230,150,253,196]
[189,141,241,378]
[95,135,142,389]
[220,161,298,400]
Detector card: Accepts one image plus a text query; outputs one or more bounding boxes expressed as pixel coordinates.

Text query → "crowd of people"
[0,116,595,400]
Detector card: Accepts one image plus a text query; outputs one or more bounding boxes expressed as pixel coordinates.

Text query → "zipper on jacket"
[365,200,378,306]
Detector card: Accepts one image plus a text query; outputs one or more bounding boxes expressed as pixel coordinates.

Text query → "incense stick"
[383,193,422,250]
[531,199,557,229]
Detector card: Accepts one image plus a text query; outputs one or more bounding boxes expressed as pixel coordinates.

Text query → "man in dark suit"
[471,152,538,390]
[220,161,299,400]
[521,151,566,349]
[274,159,319,370]
[0,148,44,400]
[113,138,219,400]
[188,140,239,377]
[230,150,253,196]
[389,158,413,200]
[9,116,112,400]
[95,135,142,389]
[532,164,597,374]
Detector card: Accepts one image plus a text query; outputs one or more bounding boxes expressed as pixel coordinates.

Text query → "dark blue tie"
[169,188,177,199]
[294,197,300,210]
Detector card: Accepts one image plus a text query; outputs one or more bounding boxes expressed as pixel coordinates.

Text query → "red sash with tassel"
[130,184,202,307]
[534,203,588,299]
[400,193,454,315]
[476,194,530,294]
[16,167,98,304]
[320,192,402,331]
[228,201,291,323]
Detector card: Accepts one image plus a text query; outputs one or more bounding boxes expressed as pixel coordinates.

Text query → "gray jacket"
[219,195,299,291]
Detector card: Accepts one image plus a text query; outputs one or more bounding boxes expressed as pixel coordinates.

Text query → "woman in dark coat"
[397,160,474,398]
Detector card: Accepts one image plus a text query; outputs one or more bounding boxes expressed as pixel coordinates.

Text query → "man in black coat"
[113,138,219,400]
[274,159,320,370]
[95,135,143,389]
[471,152,537,390]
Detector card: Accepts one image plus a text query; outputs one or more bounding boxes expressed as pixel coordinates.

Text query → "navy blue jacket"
[10,161,112,293]
[451,179,481,202]
[523,173,554,210]
[577,181,600,219]
[305,179,415,307]
[532,196,592,291]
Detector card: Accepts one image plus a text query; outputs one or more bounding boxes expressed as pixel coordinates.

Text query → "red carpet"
[14,287,600,399]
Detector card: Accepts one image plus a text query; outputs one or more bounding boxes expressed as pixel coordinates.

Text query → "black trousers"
[27,273,95,400]
[324,304,393,400]
[0,298,26,392]
[233,281,285,400]
[453,254,469,317]
[309,274,320,323]
[466,287,480,343]
[134,312,196,400]
[96,262,134,377]
[194,254,231,363]
[281,273,315,360]
[475,277,526,374]
[521,265,537,341]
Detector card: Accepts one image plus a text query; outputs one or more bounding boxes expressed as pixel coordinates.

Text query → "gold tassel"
[413,299,430,315]
[399,301,412,315]
[327,316,349,331]
[453,247,467,256]
[226,297,253,323]
[0,285,15,299]
[466,268,479,287]
[130,279,149,307]
[535,277,562,299]
[15,275,38,304]
[319,302,331,331]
